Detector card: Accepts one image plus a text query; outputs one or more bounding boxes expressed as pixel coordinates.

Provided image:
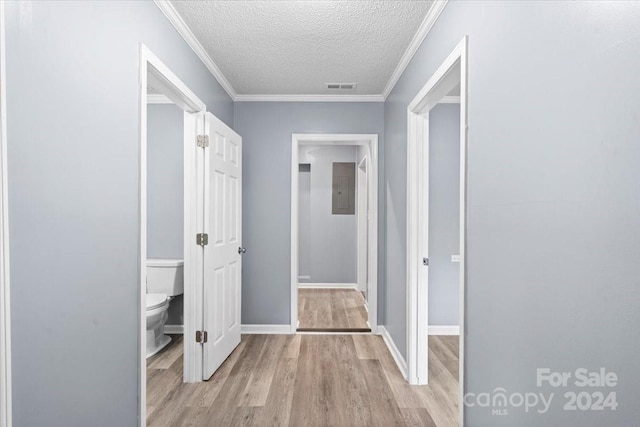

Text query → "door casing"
[357,157,368,294]
[290,134,379,333]
[0,3,12,426]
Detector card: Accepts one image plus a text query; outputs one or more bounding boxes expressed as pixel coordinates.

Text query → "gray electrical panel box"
[332,162,355,215]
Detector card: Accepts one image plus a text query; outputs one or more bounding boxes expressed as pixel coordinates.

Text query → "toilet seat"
[146,293,168,311]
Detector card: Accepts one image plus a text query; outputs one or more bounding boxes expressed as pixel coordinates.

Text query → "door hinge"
[197,135,209,148]
[195,330,208,344]
[423,257,429,266]
[196,233,209,246]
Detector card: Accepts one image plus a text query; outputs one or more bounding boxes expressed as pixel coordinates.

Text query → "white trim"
[357,157,368,293]
[439,96,460,104]
[378,327,408,380]
[297,275,311,281]
[139,44,207,426]
[0,2,11,425]
[291,134,379,335]
[406,36,468,426]
[358,157,367,169]
[163,325,184,334]
[428,325,460,336]
[235,94,384,103]
[241,325,292,335]
[146,94,173,104]
[297,283,357,289]
[382,0,449,99]
[153,0,236,100]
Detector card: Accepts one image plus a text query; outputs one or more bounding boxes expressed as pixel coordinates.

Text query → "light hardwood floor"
[298,288,369,331]
[147,334,459,426]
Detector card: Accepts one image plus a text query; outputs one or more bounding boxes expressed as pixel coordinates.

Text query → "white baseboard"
[378,326,408,379]
[428,325,460,335]
[163,324,184,334]
[241,324,292,334]
[298,283,357,289]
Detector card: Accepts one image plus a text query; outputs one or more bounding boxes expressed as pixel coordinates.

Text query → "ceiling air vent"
[326,83,357,90]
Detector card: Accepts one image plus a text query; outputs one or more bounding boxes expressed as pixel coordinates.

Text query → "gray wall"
[147,103,184,326]
[428,104,460,326]
[147,104,184,260]
[383,1,640,425]
[299,145,358,284]
[5,1,232,426]
[233,102,384,325]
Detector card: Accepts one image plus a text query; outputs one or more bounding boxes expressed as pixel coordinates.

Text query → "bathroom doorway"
[140,45,244,425]
[139,45,207,424]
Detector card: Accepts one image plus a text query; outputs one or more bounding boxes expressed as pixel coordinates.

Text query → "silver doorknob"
[238,247,247,254]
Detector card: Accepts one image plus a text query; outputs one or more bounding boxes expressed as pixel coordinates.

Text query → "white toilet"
[146,259,184,358]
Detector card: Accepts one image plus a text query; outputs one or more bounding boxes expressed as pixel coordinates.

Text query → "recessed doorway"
[290,134,379,334]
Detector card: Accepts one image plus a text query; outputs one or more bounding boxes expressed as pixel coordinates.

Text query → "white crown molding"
[241,324,293,334]
[381,0,449,100]
[234,94,385,103]
[378,326,408,379]
[428,325,460,335]
[153,0,237,100]
[146,94,173,104]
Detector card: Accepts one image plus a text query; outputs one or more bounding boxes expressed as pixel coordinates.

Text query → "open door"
[202,112,242,380]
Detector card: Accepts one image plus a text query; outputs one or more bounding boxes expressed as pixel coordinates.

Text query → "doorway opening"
[406,36,468,424]
[139,44,207,425]
[141,46,243,424]
[291,134,378,334]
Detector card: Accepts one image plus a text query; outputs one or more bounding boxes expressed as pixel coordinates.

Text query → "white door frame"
[357,157,368,294]
[406,36,468,423]
[290,134,379,333]
[0,3,12,426]
[138,44,206,425]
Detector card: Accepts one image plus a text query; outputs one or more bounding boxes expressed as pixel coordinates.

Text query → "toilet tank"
[146,259,184,296]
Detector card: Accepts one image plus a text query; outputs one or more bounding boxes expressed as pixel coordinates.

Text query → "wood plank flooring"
[147,334,459,426]
[298,288,369,331]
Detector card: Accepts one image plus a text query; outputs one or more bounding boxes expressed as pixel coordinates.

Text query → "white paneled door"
[202,112,242,380]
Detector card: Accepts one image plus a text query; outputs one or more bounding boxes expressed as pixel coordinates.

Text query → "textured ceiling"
[170,1,434,95]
